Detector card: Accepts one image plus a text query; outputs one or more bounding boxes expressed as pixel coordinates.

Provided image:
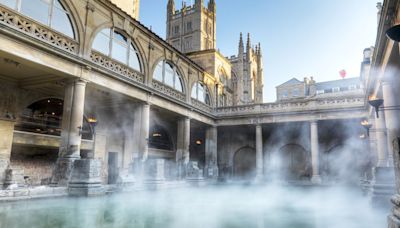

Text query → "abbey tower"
[166,0,263,105]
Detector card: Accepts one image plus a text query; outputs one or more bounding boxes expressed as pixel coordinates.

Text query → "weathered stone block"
[68,159,104,196]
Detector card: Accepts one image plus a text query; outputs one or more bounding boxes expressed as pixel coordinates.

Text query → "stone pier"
[255,124,263,181]
[310,121,321,184]
[205,126,218,179]
[51,79,87,186]
[0,119,15,189]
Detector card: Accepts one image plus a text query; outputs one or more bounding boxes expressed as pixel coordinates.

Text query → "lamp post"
[361,120,373,137]
[386,24,400,42]
[368,97,384,119]
[88,117,98,159]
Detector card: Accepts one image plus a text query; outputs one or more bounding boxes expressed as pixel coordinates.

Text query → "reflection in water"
[0,185,386,228]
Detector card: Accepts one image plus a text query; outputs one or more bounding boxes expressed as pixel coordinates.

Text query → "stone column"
[375,111,389,167]
[51,79,87,186]
[0,119,15,188]
[310,120,321,184]
[140,103,150,162]
[382,81,398,167]
[383,78,400,226]
[255,124,263,180]
[138,103,150,180]
[205,126,218,179]
[176,117,190,179]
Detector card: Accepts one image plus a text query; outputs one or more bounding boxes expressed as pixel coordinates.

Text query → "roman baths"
[0,0,399,227]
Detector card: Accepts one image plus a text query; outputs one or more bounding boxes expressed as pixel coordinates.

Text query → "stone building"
[276,77,362,101]
[0,0,370,198]
[166,0,263,106]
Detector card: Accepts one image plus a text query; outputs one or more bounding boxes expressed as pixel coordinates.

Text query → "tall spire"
[195,0,203,9]
[239,33,244,55]
[167,0,175,16]
[208,0,216,12]
[246,33,251,51]
[258,43,262,57]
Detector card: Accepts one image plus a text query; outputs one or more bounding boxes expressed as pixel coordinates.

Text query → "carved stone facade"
[0,0,371,202]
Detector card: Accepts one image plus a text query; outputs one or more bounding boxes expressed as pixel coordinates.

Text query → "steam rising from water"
[0,184,386,228]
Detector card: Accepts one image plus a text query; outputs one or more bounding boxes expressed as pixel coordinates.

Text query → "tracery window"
[0,0,75,38]
[92,28,141,72]
[153,60,183,92]
[191,82,211,105]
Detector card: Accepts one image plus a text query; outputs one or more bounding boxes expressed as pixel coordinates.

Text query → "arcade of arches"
[0,0,369,190]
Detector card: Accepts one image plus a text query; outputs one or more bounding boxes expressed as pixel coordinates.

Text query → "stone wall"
[10,146,58,186]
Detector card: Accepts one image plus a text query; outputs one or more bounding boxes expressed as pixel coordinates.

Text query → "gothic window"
[186,21,192,32]
[219,94,226,107]
[218,68,227,85]
[153,60,184,92]
[0,0,75,38]
[174,25,180,35]
[192,82,211,105]
[92,28,141,72]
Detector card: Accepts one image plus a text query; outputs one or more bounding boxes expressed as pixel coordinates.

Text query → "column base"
[311,175,322,184]
[51,157,78,187]
[117,169,136,191]
[141,159,166,190]
[68,159,104,197]
[204,165,219,179]
[389,194,400,228]
[369,167,395,209]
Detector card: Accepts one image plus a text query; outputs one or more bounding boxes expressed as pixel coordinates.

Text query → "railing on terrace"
[215,96,365,116]
[90,51,144,83]
[14,115,93,140]
[0,5,79,54]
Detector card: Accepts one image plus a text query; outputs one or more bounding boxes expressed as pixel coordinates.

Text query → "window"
[316,90,325,95]
[218,68,227,85]
[349,85,357,90]
[92,28,141,72]
[293,88,300,97]
[219,94,226,107]
[174,25,180,35]
[281,90,288,98]
[192,82,211,105]
[186,22,192,32]
[0,0,75,38]
[332,87,340,92]
[153,60,183,92]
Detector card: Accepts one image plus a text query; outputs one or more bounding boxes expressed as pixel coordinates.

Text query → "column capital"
[310,120,318,125]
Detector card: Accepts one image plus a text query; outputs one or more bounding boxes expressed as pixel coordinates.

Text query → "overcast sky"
[140,0,380,102]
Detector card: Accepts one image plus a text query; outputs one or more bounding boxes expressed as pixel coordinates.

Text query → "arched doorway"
[233,147,256,180]
[322,144,360,183]
[274,144,309,181]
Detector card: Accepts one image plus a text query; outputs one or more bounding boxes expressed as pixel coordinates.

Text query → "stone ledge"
[0,187,67,202]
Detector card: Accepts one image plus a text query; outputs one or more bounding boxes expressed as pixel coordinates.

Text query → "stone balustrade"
[90,51,144,83]
[0,6,78,54]
[151,80,186,102]
[216,94,365,117]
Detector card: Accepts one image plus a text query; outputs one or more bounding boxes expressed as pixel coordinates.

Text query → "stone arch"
[150,58,187,94]
[60,0,84,44]
[190,81,212,106]
[149,122,175,151]
[233,146,256,179]
[322,144,361,183]
[272,143,310,181]
[85,22,147,77]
